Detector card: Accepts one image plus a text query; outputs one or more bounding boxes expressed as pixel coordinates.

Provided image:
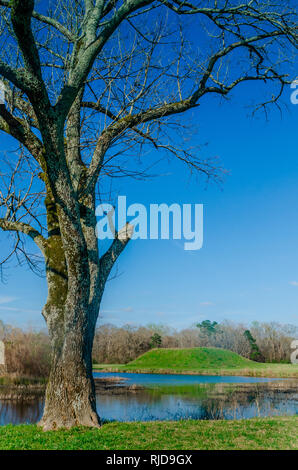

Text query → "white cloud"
[289,281,298,287]
[0,296,16,305]
[101,306,134,314]
[122,307,134,312]
[200,301,214,306]
[0,306,39,314]
[156,311,166,317]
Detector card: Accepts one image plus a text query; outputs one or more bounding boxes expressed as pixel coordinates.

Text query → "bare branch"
[0,0,76,42]
[0,104,45,168]
[99,223,134,284]
[0,218,46,253]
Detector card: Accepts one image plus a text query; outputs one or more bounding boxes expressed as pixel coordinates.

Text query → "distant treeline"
[92,321,298,365]
[0,319,297,377]
[0,321,50,378]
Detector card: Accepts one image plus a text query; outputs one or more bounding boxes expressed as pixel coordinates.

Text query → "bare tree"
[0,0,296,429]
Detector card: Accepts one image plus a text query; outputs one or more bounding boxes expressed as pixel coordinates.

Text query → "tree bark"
[39,204,102,430]
[40,303,100,430]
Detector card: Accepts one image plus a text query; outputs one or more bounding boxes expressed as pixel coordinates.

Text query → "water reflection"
[95,382,298,422]
[0,376,297,425]
[93,372,281,386]
[0,398,44,426]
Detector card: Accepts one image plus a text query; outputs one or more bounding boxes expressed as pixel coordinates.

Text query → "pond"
[94,372,282,386]
[0,373,297,425]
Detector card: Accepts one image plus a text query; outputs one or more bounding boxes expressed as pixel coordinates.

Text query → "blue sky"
[1,76,298,330]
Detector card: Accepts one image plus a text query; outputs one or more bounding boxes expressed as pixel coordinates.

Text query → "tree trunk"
[39,305,100,430]
[39,225,102,430]
[35,134,125,429]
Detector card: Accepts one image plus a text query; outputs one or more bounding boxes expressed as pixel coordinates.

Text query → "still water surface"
[94,371,281,385]
[0,373,297,425]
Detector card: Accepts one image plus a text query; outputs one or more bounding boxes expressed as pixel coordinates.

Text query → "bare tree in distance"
[0,0,296,429]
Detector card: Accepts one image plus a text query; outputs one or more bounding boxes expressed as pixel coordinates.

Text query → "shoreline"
[1,364,297,401]
[93,366,298,379]
[0,376,143,400]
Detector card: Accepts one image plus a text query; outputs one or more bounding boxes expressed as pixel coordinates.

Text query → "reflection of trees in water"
[1,381,298,424]
[97,381,298,422]
[0,399,43,425]
[176,383,298,420]
[95,382,298,422]
[96,389,162,405]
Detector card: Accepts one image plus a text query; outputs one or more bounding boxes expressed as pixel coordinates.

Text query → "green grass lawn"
[93,347,298,378]
[0,417,297,450]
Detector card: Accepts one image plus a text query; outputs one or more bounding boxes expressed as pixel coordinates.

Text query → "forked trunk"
[37,151,126,429]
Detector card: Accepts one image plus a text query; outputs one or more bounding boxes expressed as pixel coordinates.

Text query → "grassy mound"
[128,347,255,370]
[94,347,298,377]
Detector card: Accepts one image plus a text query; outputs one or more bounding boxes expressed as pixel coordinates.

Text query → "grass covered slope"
[128,347,254,370]
[0,417,297,450]
[94,347,298,377]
